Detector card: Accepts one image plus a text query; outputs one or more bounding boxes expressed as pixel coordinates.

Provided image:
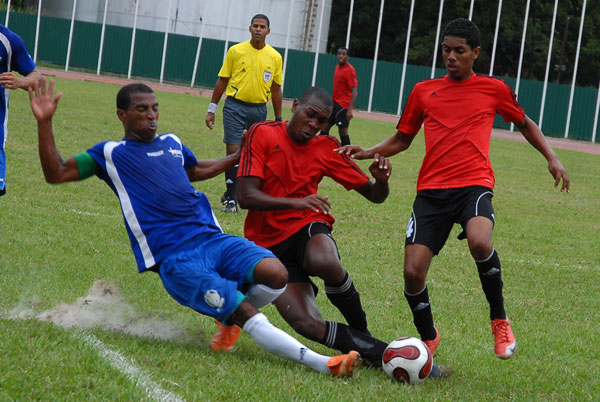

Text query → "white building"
[41,0,332,52]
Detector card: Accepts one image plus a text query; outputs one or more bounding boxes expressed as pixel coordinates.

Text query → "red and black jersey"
[332,62,358,109]
[397,73,526,191]
[238,121,370,248]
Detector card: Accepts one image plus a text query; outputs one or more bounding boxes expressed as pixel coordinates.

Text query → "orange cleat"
[491,318,516,359]
[210,320,242,352]
[423,328,440,356]
[326,350,361,377]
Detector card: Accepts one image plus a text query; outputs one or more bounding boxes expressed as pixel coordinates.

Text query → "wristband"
[208,102,218,114]
[275,117,283,122]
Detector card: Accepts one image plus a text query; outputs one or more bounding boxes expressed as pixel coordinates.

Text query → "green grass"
[1,76,599,401]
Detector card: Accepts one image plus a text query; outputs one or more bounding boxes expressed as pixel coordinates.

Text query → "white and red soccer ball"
[382,336,433,384]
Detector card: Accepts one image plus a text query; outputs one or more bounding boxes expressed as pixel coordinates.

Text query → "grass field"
[1,76,599,401]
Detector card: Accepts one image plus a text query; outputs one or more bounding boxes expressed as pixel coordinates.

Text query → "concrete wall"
[41,0,332,52]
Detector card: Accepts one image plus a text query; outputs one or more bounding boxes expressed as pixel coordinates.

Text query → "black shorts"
[269,222,339,291]
[327,101,350,128]
[405,186,495,255]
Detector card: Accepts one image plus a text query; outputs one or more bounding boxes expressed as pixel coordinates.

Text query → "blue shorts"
[222,97,267,145]
[158,232,276,322]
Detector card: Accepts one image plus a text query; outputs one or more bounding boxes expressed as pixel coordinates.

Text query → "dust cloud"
[18,280,196,343]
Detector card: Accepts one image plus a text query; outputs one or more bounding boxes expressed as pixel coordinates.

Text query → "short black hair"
[116,83,154,110]
[251,14,270,27]
[443,18,481,49]
[298,86,333,108]
[338,47,349,55]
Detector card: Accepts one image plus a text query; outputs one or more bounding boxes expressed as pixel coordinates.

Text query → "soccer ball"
[382,336,433,384]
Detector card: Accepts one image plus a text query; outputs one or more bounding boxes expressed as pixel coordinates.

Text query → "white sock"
[242,313,331,373]
[246,284,286,309]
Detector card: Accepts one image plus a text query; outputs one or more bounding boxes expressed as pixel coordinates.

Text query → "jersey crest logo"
[168,147,183,159]
[204,290,225,311]
[263,70,273,83]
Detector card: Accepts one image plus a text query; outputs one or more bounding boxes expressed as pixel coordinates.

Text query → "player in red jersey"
[232,86,395,366]
[336,18,569,360]
[320,47,358,146]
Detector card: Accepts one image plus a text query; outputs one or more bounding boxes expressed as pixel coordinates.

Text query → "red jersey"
[397,73,525,191]
[332,62,357,109]
[238,121,370,247]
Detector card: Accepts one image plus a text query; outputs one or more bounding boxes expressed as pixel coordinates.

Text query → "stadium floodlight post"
[539,0,558,131]
[223,0,232,62]
[367,0,385,113]
[430,0,444,79]
[96,0,109,76]
[159,0,173,84]
[281,0,294,93]
[345,0,355,49]
[4,0,10,27]
[397,0,415,116]
[564,0,587,139]
[65,0,77,72]
[127,0,140,80]
[510,0,530,132]
[489,0,502,76]
[311,0,327,87]
[468,0,474,20]
[593,78,600,143]
[33,0,42,63]
[190,17,205,88]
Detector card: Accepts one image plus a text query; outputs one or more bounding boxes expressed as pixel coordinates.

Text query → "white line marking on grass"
[77,332,185,402]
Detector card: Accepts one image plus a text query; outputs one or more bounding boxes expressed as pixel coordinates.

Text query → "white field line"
[77,332,185,402]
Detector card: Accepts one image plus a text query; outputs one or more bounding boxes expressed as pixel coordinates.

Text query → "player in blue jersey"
[0,24,42,196]
[27,79,360,377]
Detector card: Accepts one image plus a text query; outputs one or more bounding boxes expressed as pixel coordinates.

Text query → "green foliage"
[1,77,599,400]
[328,0,600,87]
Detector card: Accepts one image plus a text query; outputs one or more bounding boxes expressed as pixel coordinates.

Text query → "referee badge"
[263,70,273,83]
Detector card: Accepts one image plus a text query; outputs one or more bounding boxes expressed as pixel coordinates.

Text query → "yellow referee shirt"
[219,41,283,104]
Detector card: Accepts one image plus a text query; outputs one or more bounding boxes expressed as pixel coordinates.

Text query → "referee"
[205,14,283,213]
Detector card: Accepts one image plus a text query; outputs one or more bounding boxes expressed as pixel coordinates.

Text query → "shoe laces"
[493,320,511,341]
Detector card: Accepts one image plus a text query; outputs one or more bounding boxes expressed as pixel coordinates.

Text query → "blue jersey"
[87,133,223,272]
[0,24,36,191]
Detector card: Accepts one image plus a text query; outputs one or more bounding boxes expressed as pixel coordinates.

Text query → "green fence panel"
[5,12,37,57]
[37,16,70,66]
[131,29,162,79]
[163,33,198,84]
[69,20,102,71]
[540,84,570,138]
[194,38,226,88]
[567,86,597,141]
[101,25,132,75]
[281,48,314,100]
[349,57,373,110]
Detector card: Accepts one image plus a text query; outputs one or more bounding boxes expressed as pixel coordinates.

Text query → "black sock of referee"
[322,321,387,367]
[325,272,368,333]
[224,164,238,203]
[340,134,351,146]
[476,248,506,320]
[404,285,437,341]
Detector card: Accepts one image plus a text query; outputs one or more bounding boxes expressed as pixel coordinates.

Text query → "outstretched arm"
[186,131,246,182]
[271,82,282,120]
[29,78,80,183]
[205,76,229,129]
[335,130,415,160]
[514,115,570,192]
[0,68,42,91]
[354,154,391,203]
